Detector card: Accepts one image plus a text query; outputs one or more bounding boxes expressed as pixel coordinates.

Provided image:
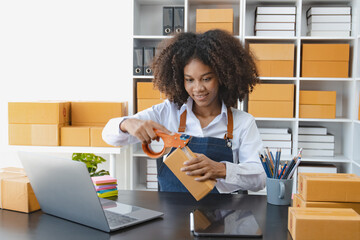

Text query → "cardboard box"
[248,101,294,118]
[90,127,114,147]
[164,146,216,201]
[302,44,350,78]
[9,124,63,146]
[249,84,294,101]
[299,105,336,119]
[8,101,70,124]
[61,126,90,146]
[288,207,360,240]
[249,44,294,77]
[0,168,40,213]
[299,91,336,105]
[137,82,166,99]
[298,173,360,202]
[71,102,128,126]
[293,194,360,214]
[137,99,164,112]
[196,9,233,34]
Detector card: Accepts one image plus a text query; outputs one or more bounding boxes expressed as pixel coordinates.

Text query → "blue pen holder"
[266,178,293,206]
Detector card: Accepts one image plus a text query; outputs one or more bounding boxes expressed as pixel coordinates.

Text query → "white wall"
[0,1,133,169]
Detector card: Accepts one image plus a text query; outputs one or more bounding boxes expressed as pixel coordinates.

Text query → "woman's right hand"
[120,118,172,144]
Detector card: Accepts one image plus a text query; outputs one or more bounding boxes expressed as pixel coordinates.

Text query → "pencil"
[259,153,271,178]
[287,149,303,179]
[279,161,287,179]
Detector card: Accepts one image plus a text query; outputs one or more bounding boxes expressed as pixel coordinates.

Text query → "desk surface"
[0,190,292,240]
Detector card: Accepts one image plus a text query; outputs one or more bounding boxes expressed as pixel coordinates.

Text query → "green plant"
[72,153,110,177]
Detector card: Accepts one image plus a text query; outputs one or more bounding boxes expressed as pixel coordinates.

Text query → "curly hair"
[152,29,259,109]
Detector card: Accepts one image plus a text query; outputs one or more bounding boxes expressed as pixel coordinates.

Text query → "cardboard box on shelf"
[249,84,294,101]
[196,9,233,34]
[9,124,63,146]
[137,99,164,112]
[0,168,40,213]
[71,102,128,126]
[249,44,294,77]
[137,82,166,99]
[90,127,114,147]
[299,105,336,119]
[288,207,360,240]
[299,91,336,105]
[302,44,350,78]
[298,173,360,202]
[248,101,293,118]
[8,101,70,124]
[60,126,90,147]
[293,194,360,214]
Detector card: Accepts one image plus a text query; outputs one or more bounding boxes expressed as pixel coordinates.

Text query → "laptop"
[19,152,163,233]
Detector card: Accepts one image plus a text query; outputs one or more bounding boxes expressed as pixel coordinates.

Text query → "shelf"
[255,118,296,121]
[245,36,297,41]
[8,145,123,154]
[300,36,355,41]
[355,120,360,125]
[298,118,352,123]
[133,75,154,79]
[299,77,353,81]
[259,77,297,81]
[133,35,172,39]
[301,155,351,163]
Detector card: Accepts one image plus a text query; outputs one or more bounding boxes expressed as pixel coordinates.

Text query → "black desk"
[0,190,292,240]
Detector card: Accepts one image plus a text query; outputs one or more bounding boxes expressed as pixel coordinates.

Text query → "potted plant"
[72,153,110,177]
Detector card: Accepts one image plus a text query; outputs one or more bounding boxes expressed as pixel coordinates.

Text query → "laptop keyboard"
[104,210,138,227]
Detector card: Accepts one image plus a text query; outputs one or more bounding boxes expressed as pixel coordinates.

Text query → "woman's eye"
[203,77,211,81]
[185,78,193,82]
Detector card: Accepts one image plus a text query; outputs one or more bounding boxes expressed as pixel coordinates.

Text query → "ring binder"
[163,7,174,35]
[144,47,155,76]
[174,7,184,33]
[133,47,144,75]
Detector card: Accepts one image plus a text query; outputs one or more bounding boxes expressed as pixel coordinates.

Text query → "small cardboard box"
[61,126,90,146]
[196,9,233,34]
[288,207,360,240]
[71,102,128,126]
[90,127,114,147]
[164,146,216,201]
[298,173,360,202]
[8,101,70,124]
[0,168,40,213]
[137,82,166,99]
[293,193,360,215]
[299,105,336,119]
[248,101,293,118]
[249,84,294,101]
[299,91,336,105]
[249,44,295,77]
[9,124,63,146]
[302,44,350,78]
[137,99,164,112]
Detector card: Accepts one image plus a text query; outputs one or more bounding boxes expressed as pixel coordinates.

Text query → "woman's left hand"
[180,153,226,181]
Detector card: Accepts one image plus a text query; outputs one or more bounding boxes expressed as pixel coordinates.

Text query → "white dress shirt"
[102,98,266,193]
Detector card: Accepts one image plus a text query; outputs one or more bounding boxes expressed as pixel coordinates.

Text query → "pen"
[287,149,303,179]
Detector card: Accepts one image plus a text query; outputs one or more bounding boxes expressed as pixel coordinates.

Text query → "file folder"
[144,47,155,76]
[163,7,174,35]
[174,7,184,33]
[133,47,144,75]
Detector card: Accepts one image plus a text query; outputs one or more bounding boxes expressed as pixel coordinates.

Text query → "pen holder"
[266,178,293,206]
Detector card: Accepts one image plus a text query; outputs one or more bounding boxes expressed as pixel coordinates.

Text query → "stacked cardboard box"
[146,159,158,190]
[8,101,70,146]
[299,90,336,119]
[298,126,334,157]
[91,175,118,198]
[0,167,40,213]
[255,6,296,37]
[289,172,360,240]
[307,7,352,37]
[196,9,233,34]
[137,82,165,112]
[249,44,295,77]
[258,127,292,156]
[302,44,350,78]
[248,84,294,118]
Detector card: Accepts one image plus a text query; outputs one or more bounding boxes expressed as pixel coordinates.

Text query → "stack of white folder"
[298,126,335,157]
[306,7,351,37]
[255,6,296,37]
[258,127,292,156]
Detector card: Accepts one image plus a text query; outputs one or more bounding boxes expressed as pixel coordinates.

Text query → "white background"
[0,0,133,169]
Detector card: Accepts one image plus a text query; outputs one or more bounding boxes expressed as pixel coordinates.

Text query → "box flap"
[302,44,349,61]
[249,44,294,60]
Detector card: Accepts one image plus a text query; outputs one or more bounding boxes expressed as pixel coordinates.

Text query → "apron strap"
[177,107,234,140]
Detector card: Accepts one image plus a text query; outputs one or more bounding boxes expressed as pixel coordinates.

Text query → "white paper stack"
[298,127,335,157]
[306,7,351,37]
[146,159,158,190]
[255,6,296,37]
[258,127,292,156]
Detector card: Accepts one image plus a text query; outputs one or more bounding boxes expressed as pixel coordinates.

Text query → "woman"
[102,29,266,193]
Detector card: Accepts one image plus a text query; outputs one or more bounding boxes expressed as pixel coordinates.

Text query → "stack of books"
[147,159,158,190]
[254,6,296,37]
[306,7,351,37]
[298,126,335,157]
[91,175,118,198]
[258,127,292,156]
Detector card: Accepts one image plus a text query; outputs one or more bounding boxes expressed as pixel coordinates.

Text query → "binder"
[163,7,174,35]
[144,47,155,76]
[133,47,144,75]
[174,7,184,33]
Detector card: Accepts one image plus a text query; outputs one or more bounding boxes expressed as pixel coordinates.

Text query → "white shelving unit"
[132,0,360,190]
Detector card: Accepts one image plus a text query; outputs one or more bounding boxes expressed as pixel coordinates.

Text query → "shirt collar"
[180,97,228,119]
